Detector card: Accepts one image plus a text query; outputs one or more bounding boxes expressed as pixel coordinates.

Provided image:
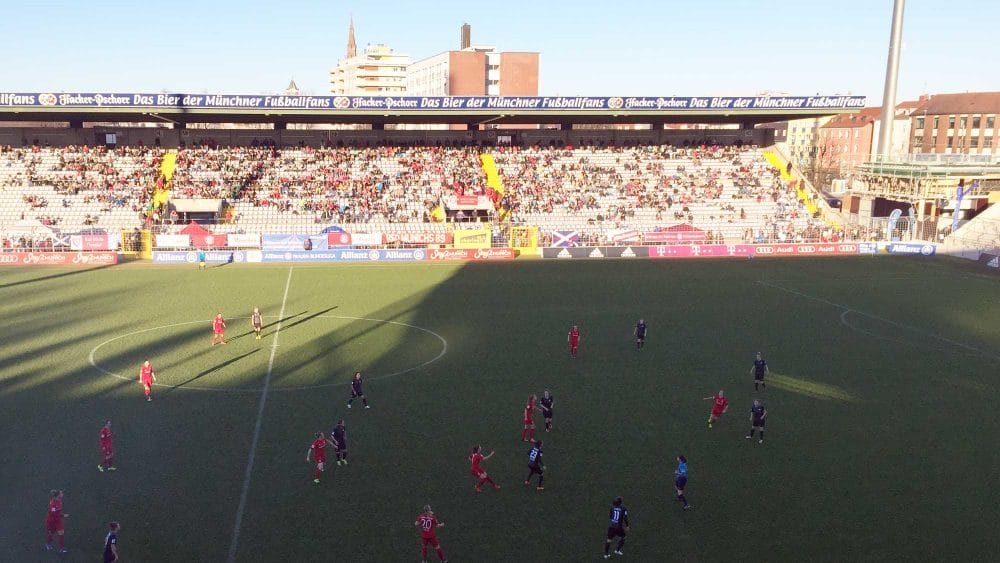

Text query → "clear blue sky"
[0,0,996,103]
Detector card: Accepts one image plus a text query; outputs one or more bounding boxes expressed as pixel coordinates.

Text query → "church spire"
[346,15,357,58]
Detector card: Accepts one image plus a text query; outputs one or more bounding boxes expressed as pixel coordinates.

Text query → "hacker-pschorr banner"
[0,93,867,112]
[541,246,649,259]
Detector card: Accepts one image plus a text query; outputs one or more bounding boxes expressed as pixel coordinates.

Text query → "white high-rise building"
[329,18,410,95]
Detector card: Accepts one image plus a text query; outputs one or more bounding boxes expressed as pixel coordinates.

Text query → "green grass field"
[2,256,999,562]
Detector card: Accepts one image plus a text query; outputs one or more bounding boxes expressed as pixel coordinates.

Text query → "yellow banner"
[430,204,446,223]
[452,227,491,249]
[151,150,177,210]
[160,150,178,181]
[479,153,504,197]
[510,226,538,250]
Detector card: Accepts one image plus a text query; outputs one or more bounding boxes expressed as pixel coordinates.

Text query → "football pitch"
[2,256,999,562]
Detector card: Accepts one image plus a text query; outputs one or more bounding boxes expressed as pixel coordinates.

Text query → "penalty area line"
[227,266,293,562]
[757,279,1000,361]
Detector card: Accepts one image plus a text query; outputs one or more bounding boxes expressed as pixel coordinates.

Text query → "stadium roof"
[914,91,1000,116]
[0,93,867,127]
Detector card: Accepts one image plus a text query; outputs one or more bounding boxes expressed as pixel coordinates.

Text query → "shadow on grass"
[168,349,261,391]
[0,262,118,289]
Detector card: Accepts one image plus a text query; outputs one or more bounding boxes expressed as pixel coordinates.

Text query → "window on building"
[971,136,979,148]
[984,136,993,148]
[912,136,923,149]
[931,135,938,148]
[947,136,954,148]
[854,144,859,152]
[915,117,925,130]
[948,116,955,128]
[972,116,981,129]
[987,116,996,129]
[855,129,860,138]
[958,136,965,148]
[933,116,939,129]
[959,116,967,129]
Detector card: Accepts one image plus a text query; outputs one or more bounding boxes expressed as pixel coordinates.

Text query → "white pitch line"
[757,280,1000,361]
[227,266,294,562]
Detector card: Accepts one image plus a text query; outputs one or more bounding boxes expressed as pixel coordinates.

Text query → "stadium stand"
[1,143,859,246]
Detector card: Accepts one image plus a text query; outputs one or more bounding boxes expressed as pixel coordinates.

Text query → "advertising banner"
[384,231,450,245]
[190,232,227,249]
[261,250,341,262]
[451,228,492,249]
[608,229,641,244]
[155,234,192,248]
[70,234,116,251]
[604,246,649,258]
[262,234,334,251]
[0,251,118,266]
[542,247,602,259]
[857,242,880,255]
[643,230,705,243]
[326,231,353,246]
[886,242,936,256]
[334,249,426,261]
[0,92,867,112]
[349,232,385,246]
[979,253,999,269]
[748,243,858,257]
[426,248,516,261]
[649,244,756,258]
[227,233,261,248]
[152,251,246,264]
[256,249,429,263]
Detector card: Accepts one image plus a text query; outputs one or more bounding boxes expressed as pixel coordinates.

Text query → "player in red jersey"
[567,325,581,358]
[98,420,115,472]
[138,359,156,402]
[306,431,334,484]
[703,389,729,428]
[44,489,68,553]
[414,505,448,563]
[469,445,500,493]
[521,394,538,442]
[211,313,227,346]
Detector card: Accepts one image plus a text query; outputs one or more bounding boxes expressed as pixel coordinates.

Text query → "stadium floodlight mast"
[876,0,906,161]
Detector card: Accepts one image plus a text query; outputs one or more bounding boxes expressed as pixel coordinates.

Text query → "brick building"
[817,107,881,171]
[909,92,1000,155]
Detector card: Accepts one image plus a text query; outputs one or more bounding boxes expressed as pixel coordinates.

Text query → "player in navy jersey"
[331,419,348,465]
[524,440,545,491]
[634,319,647,351]
[604,496,630,558]
[103,521,120,563]
[540,390,554,432]
[347,371,369,409]
[751,352,768,391]
[675,455,690,509]
[746,399,767,444]
[251,307,263,340]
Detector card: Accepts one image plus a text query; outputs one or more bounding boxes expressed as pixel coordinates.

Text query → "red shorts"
[102,446,113,456]
[46,518,63,533]
[214,329,224,335]
[470,468,485,478]
[523,420,534,428]
[141,380,153,388]
[421,535,439,547]
[315,457,326,465]
[711,409,725,417]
